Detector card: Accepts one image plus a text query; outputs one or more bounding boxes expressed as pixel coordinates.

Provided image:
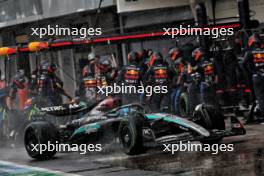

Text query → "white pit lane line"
[0,160,80,176]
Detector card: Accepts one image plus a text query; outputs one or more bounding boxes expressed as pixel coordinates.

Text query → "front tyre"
[195,105,225,144]
[118,114,146,155]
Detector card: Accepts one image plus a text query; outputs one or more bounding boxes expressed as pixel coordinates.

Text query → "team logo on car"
[69,103,79,109]
[40,106,65,112]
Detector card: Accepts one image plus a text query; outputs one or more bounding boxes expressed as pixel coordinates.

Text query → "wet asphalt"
[0,124,264,176]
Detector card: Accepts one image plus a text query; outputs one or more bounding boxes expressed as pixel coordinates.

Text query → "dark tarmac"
[0,124,264,176]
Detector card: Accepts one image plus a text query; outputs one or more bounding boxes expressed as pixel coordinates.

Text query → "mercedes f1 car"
[24,97,246,160]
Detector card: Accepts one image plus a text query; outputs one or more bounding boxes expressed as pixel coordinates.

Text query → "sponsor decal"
[41,106,65,112]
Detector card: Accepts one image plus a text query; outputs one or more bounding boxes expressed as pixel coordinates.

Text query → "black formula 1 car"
[24,98,246,160]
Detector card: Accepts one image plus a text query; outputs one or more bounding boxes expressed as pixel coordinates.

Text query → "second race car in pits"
[24,98,246,160]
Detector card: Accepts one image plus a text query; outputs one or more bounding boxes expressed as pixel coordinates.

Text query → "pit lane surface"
[0,124,263,176]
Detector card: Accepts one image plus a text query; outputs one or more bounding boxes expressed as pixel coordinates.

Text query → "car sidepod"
[69,118,121,143]
[143,113,210,144]
[69,122,102,143]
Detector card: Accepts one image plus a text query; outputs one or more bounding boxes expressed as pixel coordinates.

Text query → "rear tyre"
[24,121,59,160]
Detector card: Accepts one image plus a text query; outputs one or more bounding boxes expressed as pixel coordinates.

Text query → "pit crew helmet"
[169,47,181,61]
[128,51,139,63]
[192,48,204,61]
[248,33,261,48]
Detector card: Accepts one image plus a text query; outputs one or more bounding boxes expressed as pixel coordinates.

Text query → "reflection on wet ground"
[95,125,264,176]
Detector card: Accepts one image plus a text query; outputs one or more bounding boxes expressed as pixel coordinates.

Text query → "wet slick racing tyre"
[118,114,146,155]
[24,121,59,160]
[194,105,225,144]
